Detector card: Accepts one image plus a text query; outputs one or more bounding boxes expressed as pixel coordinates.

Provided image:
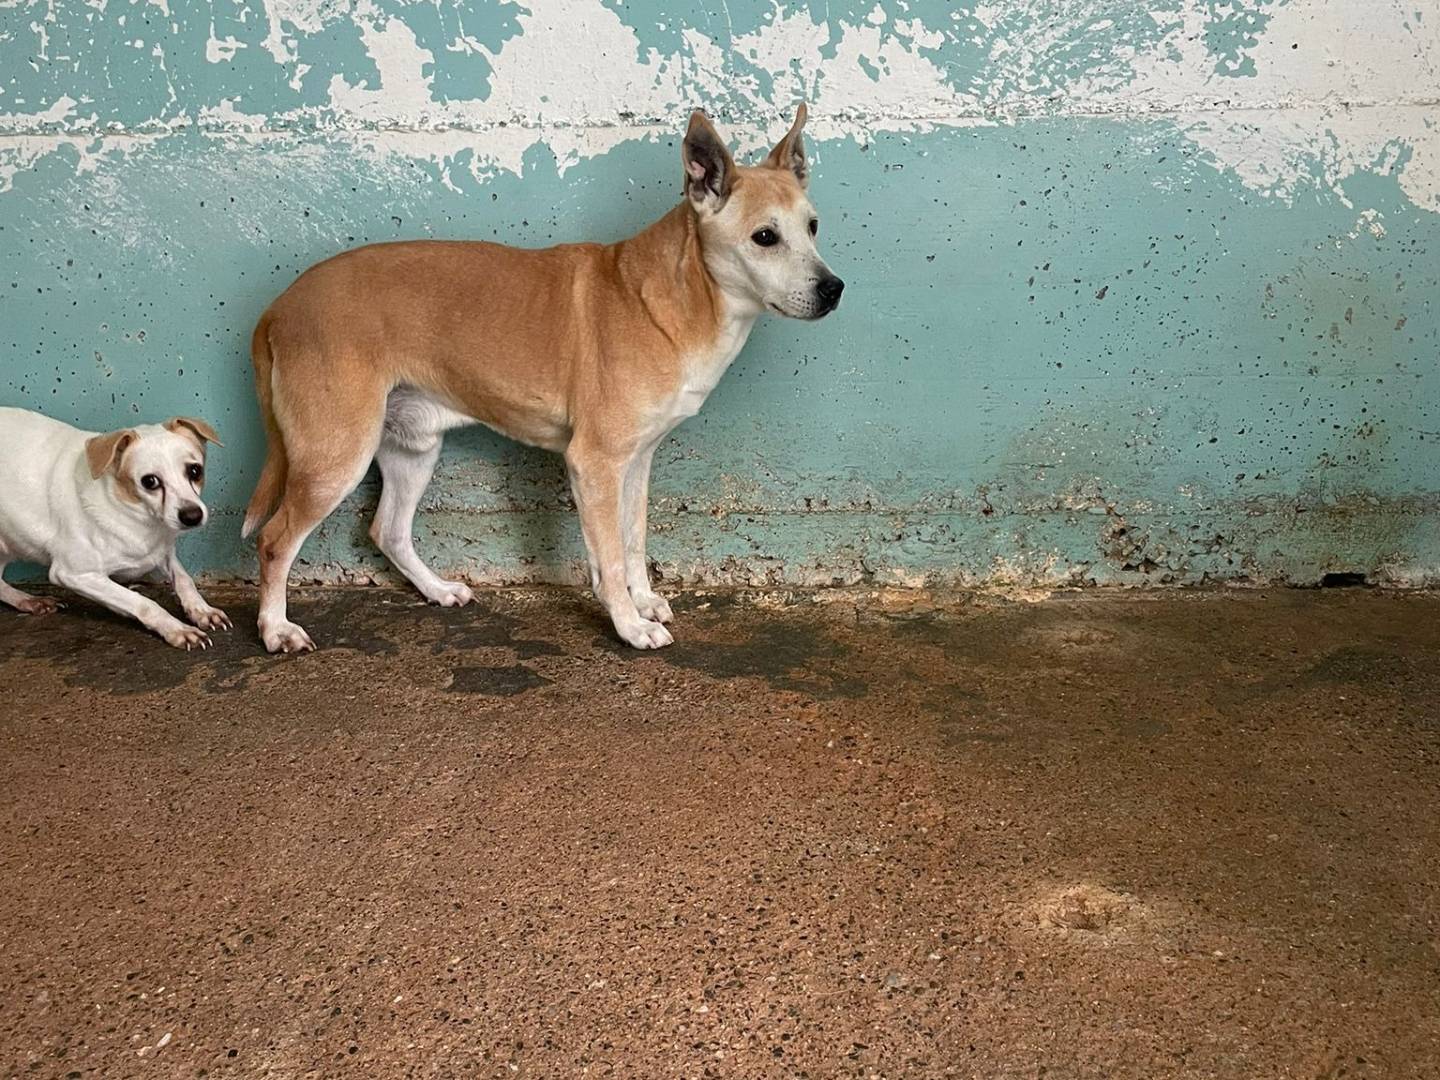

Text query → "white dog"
[0,407,229,648]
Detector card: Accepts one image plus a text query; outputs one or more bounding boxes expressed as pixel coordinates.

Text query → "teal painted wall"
[2,1,1437,587]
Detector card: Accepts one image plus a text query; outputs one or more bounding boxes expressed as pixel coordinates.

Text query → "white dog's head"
[682,104,844,321]
[85,417,222,532]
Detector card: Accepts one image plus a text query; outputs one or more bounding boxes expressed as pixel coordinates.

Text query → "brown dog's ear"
[85,429,139,479]
[165,416,224,448]
[765,102,808,187]
[682,110,736,210]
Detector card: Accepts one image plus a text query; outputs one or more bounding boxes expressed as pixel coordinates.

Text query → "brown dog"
[243,105,842,653]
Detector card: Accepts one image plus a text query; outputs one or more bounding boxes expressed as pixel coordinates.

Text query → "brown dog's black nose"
[817,276,845,307]
[178,504,204,529]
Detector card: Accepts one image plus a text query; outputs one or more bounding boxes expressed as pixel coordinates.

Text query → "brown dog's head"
[682,104,844,320]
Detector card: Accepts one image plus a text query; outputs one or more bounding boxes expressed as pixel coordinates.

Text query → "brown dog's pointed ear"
[682,110,735,210]
[165,416,223,448]
[765,102,808,187]
[85,429,138,479]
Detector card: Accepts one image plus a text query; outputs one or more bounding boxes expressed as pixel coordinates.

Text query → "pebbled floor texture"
[1,586,1438,1079]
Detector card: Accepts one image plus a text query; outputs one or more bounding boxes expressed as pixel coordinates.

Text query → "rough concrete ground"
[1,586,1437,1079]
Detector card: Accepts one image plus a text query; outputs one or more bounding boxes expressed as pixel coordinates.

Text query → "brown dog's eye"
[809,218,818,237]
[186,464,203,483]
[751,228,779,247]
[141,474,161,491]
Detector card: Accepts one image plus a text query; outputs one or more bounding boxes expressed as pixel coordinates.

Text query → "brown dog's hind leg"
[256,463,376,653]
[255,370,387,654]
[371,438,473,607]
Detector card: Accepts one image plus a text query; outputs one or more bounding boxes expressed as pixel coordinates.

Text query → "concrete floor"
[1,587,1438,1079]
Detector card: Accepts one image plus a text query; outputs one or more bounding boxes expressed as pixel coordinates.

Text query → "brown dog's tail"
[242,311,287,539]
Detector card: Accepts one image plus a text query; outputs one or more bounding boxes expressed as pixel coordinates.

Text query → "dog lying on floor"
[0,407,229,648]
[243,105,842,653]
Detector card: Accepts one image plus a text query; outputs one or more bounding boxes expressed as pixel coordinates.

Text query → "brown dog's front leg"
[621,444,673,625]
[567,443,673,649]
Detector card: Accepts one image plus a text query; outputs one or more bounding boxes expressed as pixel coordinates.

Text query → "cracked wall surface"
[2,1,1437,587]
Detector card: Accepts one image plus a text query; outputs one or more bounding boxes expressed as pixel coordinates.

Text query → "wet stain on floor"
[642,619,871,699]
[2,586,1439,1077]
[447,662,552,696]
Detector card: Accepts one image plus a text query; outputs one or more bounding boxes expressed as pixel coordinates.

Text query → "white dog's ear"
[765,102,808,187]
[85,429,138,479]
[166,416,223,448]
[682,110,735,211]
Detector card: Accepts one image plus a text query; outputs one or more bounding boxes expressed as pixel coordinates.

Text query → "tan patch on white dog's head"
[164,416,223,449]
[85,429,138,479]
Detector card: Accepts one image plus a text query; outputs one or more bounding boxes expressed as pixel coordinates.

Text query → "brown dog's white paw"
[631,591,673,624]
[188,606,232,632]
[262,620,315,655]
[164,624,212,651]
[617,617,674,650]
[15,596,62,616]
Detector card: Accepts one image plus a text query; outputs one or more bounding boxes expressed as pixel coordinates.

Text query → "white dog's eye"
[141,474,162,491]
[751,228,779,247]
[186,464,204,484]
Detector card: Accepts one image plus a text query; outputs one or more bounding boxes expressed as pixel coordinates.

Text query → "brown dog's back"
[242,238,607,538]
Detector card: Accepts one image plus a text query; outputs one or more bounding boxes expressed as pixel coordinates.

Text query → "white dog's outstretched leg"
[166,552,231,632]
[49,566,208,649]
[567,439,673,650]
[621,445,672,625]
[0,563,62,615]
[371,439,473,608]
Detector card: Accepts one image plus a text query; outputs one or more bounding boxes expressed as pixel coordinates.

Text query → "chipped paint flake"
[2,0,1437,209]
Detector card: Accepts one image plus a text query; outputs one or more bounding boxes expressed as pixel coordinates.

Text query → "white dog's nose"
[178,504,205,529]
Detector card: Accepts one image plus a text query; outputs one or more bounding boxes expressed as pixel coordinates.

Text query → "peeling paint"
[3,1,1438,203]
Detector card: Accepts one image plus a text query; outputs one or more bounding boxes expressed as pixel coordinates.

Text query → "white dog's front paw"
[188,605,232,631]
[261,620,316,655]
[163,623,212,651]
[631,590,673,624]
[423,580,473,608]
[617,617,674,650]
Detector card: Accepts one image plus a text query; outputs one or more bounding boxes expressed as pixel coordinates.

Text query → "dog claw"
[263,621,316,655]
[190,607,232,632]
[166,625,211,651]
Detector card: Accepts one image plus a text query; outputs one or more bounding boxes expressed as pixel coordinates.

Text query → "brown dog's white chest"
[642,311,758,442]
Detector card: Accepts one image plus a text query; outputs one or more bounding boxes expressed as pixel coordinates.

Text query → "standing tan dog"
[243,105,842,653]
